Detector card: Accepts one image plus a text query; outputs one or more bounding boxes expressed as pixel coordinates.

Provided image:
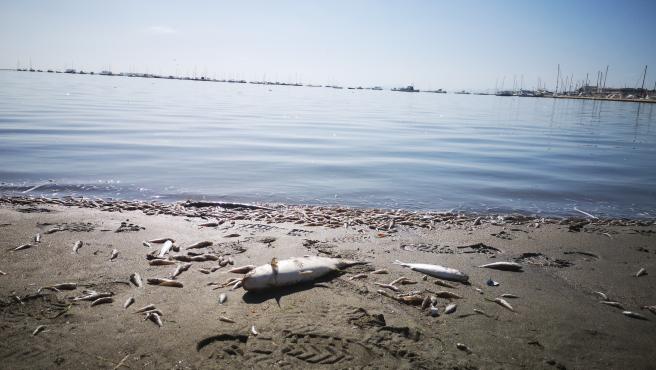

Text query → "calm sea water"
[1,70,655,217]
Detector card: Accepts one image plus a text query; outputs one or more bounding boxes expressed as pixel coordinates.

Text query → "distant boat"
[454,90,470,94]
[425,89,447,94]
[495,90,513,96]
[64,69,77,74]
[392,85,419,92]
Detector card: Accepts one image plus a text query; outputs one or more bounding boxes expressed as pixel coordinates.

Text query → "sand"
[0,197,654,369]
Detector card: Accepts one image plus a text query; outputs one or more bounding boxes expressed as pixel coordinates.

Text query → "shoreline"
[0,197,655,368]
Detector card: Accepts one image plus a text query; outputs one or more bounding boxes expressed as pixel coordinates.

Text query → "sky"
[1,0,655,91]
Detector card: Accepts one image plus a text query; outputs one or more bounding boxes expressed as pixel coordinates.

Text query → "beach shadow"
[241,274,337,305]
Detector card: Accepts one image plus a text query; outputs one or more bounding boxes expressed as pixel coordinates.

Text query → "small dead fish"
[186,241,213,249]
[456,343,471,353]
[130,273,143,288]
[32,325,46,336]
[475,288,483,294]
[219,293,227,304]
[445,303,457,314]
[0,270,5,276]
[389,276,408,285]
[34,233,41,243]
[171,255,192,262]
[134,304,156,313]
[374,282,400,292]
[349,273,368,280]
[641,305,656,315]
[12,244,35,251]
[110,249,119,261]
[434,279,457,289]
[397,294,425,305]
[203,254,219,261]
[429,305,439,317]
[146,312,163,327]
[147,278,183,288]
[142,241,152,248]
[39,283,77,292]
[142,309,164,316]
[124,297,135,309]
[473,308,490,317]
[421,296,431,310]
[224,233,240,238]
[635,268,647,277]
[199,222,219,227]
[211,266,222,272]
[600,301,624,309]
[219,316,235,323]
[622,311,649,320]
[172,263,192,278]
[250,325,259,336]
[199,268,211,274]
[91,297,114,306]
[486,278,499,287]
[434,291,462,299]
[478,261,523,272]
[71,291,113,302]
[500,293,519,299]
[228,265,255,274]
[230,280,243,290]
[149,259,176,266]
[493,297,514,312]
[158,240,173,258]
[371,269,389,275]
[73,240,83,254]
[149,238,174,244]
[594,291,608,300]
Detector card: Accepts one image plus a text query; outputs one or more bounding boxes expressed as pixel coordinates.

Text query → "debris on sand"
[147,278,183,288]
[73,240,83,254]
[110,249,119,261]
[219,316,235,323]
[130,273,143,288]
[635,268,647,277]
[32,325,46,336]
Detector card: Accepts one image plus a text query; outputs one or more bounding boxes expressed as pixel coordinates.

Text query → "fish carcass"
[393,260,469,283]
[241,256,368,292]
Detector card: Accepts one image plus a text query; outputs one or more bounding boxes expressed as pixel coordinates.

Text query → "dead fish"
[172,255,192,262]
[34,233,41,243]
[224,233,240,238]
[73,240,83,254]
[71,291,113,302]
[349,273,368,280]
[32,325,46,336]
[500,293,519,299]
[142,241,152,248]
[389,276,409,285]
[456,343,471,353]
[475,288,483,294]
[473,308,490,317]
[434,279,457,289]
[199,222,219,227]
[594,291,608,300]
[421,296,431,310]
[0,270,5,276]
[242,256,368,292]
[12,244,35,251]
[374,282,400,292]
[172,263,192,278]
[371,269,389,274]
[146,312,163,327]
[486,278,500,287]
[39,282,77,292]
[601,301,624,309]
[230,280,243,290]
[211,266,222,272]
[124,297,135,309]
[130,273,143,288]
[199,268,211,274]
[219,293,227,304]
[635,268,647,277]
[429,305,439,317]
[142,309,164,316]
[641,305,656,315]
[445,303,457,314]
[186,241,213,250]
[149,259,176,266]
[219,316,235,323]
[203,254,219,261]
[158,240,173,258]
[393,260,469,283]
[251,325,259,336]
[228,265,256,274]
[478,262,523,272]
[396,293,425,305]
[622,311,649,320]
[110,249,119,261]
[91,297,114,306]
[147,278,183,288]
[493,297,514,312]
[134,304,156,313]
[434,291,462,299]
[149,238,174,244]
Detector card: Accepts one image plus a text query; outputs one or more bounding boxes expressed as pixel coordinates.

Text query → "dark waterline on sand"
[0,70,655,218]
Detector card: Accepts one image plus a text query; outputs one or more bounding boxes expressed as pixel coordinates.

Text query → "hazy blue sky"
[1,0,655,90]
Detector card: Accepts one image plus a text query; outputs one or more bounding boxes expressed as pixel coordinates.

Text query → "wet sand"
[0,197,655,369]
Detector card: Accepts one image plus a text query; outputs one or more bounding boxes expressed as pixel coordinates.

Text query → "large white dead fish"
[242,256,368,292]
[478,262,523,272]
[393,260,469,283]
[158,240,173,258]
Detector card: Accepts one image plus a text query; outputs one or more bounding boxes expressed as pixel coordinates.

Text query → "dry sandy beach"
[0,197,655,369]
